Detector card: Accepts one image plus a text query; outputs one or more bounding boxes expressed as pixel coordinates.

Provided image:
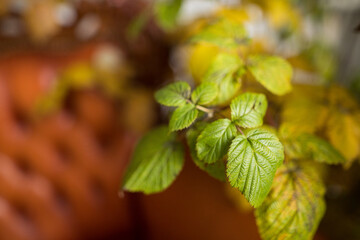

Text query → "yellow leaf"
[188,43,219,84]
[215,8,249,24]
[247,54,293,95]
[287,55,316,73]
[281,84,328,134]
[62,63,96,88]
[328,86,359,111]
[284,84,327,102]
[240,40,267,56]
[282,98,328,134]
[327,111,360,167]
[265,0,301,32]
[351,111,360,136]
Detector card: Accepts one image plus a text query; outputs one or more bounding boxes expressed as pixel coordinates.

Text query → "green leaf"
[122,126,184,194]
[186,122,226,181]
[230,92,268,128]
[196,119,237,164]
[227,128,284,207]
[247,55,293,95]
[283,133,346,165]
[154,0,182,31]
[169,103,199,131]
[155,81,191,107]
[191,82,218,105]
[255,160,326,240]
[203,53,243,104]
[191,18,248,49]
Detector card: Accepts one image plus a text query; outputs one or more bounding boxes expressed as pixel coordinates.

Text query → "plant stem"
[236,125,245,135]
[196,105,213,113]
[196,105,214,118]
[188,99,229,120]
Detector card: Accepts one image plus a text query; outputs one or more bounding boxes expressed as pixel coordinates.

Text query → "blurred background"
[0,0,359,239]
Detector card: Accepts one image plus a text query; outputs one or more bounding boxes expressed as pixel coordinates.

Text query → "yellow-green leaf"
[155,81,191,107]
[186,122,226,181]
[188,43,220,83]
[227,128,284,207]
[255,160,326,240]
[169,103,198,131]
[190,18,248,49]
[196,119,237,163]
[282,132,346,165]
[191,82,218,105]
[122,126,184,194]
[248,54,293,95]
[230,92,268,128]
[203,53,243,104]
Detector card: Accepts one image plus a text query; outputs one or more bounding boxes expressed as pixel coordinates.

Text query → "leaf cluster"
[188,15,293,104]
[281,85,360,167]
[129,80,282,208]
[121,13,356,240]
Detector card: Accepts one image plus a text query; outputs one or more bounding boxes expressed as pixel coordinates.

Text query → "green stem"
[196,105,214,114]
[188,99,229,120]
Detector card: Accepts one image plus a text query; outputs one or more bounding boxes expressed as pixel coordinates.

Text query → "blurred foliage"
[37,52,131,115]
[154,0,183,31]
[281,85,360,167]
[2,0,359,239]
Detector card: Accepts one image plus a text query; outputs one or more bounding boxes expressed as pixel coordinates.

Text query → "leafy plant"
[121,5,357,240]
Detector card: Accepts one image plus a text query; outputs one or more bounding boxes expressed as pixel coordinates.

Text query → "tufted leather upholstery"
[0,53,136,240]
